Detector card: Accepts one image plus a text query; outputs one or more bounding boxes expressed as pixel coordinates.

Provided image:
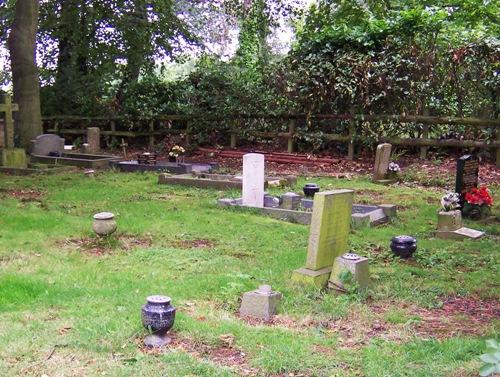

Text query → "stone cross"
[373,143,392,181]
[0,94,19,149]
[292,189,354,287]
[242,153,265,208]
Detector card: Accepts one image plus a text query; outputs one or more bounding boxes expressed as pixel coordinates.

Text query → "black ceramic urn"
[141,295,176,346]
[303,183,320,198]
[390,235,417,258]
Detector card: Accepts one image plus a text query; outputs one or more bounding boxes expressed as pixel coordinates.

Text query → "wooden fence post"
[148,120,155,148]
[185,120,192,146]
[347,107,356,160]
[230,118,239,148]
[287,118,296,153]
[110,120,117,145]
[420,108,430,159]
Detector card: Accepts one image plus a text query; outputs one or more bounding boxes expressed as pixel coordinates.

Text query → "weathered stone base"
[291,267,332,287]
[435,227,485,240]
[1,148,27,168]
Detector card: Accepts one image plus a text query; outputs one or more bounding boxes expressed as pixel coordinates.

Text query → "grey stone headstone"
[31,134,65,156]
[373,143,392,181]
[86,127,101,154]
[281,192,302,210]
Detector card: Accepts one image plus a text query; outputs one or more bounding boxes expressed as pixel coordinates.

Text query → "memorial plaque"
[455,155,479,206]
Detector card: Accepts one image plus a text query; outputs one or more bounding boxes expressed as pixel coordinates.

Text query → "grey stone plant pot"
[437,210,462,231]
[92,212,117,236]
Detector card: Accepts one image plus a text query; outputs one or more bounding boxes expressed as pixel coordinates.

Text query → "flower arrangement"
[387,162,401,174]
[169,145,185,158]
[463,186,493,219]
[440,192,461,212]
[464,186,493,207]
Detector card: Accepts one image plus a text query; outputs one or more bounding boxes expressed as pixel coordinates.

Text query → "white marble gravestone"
[242,153,265,208]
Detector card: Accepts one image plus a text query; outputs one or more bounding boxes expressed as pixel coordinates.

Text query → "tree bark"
[8,0,42,148]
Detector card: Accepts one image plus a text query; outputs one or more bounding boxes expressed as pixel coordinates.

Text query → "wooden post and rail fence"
[40,112,500,167]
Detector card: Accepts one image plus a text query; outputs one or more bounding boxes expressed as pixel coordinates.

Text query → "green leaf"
[479,364,496,377]
[480,354,498,364]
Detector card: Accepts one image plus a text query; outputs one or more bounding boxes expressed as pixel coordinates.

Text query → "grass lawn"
[0,171,498,376]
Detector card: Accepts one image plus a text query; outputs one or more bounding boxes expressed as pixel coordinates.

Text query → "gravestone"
[0,95,26,168]
[373,143,393,182]
[455,155,479,207]
[329,253,370,292]
[239,285,282,321]
[281,192,302,210]
[242,153,265,208]
[86,127,101,153]
[292,189,354,287]
[31,134,65,156]
[435,210,484,240]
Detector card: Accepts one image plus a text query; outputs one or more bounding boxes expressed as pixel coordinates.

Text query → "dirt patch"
[137,332,259,376]
[371,296,499,339]
[57,233,153,256]
[0,188,45,202]
[169,239,216,249]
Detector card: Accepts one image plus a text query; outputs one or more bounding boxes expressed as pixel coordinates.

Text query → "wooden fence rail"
[41,113,500,167]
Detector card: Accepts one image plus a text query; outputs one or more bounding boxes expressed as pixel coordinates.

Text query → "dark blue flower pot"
[390,235,417,259]
[142,295,176,347]
[303,183,320,198]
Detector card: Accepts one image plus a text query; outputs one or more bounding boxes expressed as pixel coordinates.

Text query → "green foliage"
[480,339,500,377]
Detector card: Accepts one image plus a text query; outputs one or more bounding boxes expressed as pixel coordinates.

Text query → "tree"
[8,0,42,148]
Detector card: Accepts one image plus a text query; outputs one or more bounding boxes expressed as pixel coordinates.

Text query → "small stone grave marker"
[373,143,395,183]
[328,252,370,292]
[242,153,265,208]
[292,189,354,287]
[239,285,282,321]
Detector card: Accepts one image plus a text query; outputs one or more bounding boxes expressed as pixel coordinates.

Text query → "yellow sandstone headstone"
[292,190,354,287]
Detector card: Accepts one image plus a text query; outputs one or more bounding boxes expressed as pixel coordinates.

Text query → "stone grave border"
[158,173,297,190]
[217,196,396,228]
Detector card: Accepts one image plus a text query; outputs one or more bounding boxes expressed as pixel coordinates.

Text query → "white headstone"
[242,153,265,208]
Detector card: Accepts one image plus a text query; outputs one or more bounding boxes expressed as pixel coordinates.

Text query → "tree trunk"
[8,0,42,148]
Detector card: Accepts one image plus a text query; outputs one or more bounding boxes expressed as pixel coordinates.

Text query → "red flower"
[464,186,493,207]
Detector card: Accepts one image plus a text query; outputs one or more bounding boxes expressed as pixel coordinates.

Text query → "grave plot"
[216,153,396,227]
[114,154,217,174]
[158,172,297,190]
[218,195,396,227]
[29,134,119,169]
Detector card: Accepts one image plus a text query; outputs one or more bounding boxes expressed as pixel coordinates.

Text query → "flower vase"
[168,156,176,163]
[462,203,490,220]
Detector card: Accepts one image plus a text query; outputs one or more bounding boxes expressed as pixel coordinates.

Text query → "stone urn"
[92,212,117,236]
[142,295,176,347]
[303,183,320,198]
[390,235,417,259]
[437,210,462,231]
